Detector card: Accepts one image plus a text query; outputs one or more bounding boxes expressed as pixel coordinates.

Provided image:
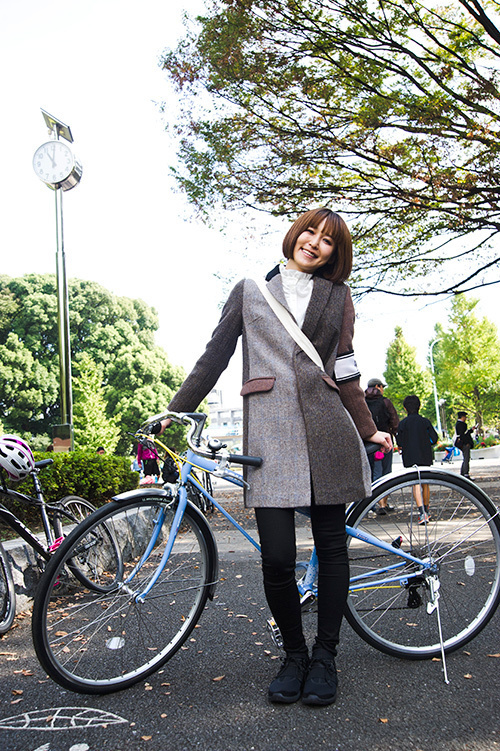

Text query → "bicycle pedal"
[300,590,316,608]
[49,536,64,553]
[266,618,284,649]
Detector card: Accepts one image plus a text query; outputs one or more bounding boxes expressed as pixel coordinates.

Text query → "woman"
[155,208,391,706]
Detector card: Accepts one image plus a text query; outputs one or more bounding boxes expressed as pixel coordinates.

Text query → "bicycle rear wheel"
[0,542,15,634]
[53,496,123,593]
[53,495,97,539]
[32,495,217,694]
[345,470,500,659]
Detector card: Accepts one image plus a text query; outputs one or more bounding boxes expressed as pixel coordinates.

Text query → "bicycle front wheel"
[32,495,217,693]
[345,470,500,659]
[0,542,15,634]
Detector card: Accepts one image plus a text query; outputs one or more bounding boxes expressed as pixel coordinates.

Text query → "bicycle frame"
[0,461,85,561]
[117,444,435,606]
[0,503,50,560]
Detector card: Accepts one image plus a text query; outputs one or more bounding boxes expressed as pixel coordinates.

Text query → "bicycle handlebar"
[139,412,380,467]
[139,411,263,468]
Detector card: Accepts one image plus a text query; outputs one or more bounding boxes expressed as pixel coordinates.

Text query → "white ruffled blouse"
[279,265,313,328]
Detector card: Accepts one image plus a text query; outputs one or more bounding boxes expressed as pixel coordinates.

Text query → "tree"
[433,295,500,432]
[0,332,58,434]
[72,354,121,453]
[162,0,500,295]
[0,274,186,452]
[384,326,433,418]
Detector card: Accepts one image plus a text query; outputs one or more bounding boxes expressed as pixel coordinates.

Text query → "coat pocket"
[322,374,340,392]
[240,377,276,396]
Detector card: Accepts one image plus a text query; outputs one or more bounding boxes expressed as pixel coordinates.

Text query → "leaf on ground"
[141,736,152,741]
[378,717,389,723]
[11,689,23,695]
[464,673,473,679]
[212,675,225,682]
[487,653,500,658]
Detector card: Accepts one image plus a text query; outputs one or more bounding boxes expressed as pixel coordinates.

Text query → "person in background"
[364,378,399,514]
[137,438,160,478]
[96,446,105,455]
[454,411,475,479]
[396,394,438,524]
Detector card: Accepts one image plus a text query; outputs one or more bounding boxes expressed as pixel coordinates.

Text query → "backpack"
[366,397,391,431]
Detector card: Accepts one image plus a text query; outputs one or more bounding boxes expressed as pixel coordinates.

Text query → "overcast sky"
[1,0,499,407]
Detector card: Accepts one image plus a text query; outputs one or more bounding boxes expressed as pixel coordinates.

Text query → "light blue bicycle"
[32,411,500,693]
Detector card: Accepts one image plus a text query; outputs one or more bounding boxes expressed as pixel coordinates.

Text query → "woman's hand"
[367,430,393,453]
[159,418,171,434]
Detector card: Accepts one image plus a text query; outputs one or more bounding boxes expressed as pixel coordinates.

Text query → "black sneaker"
[302,657,338,705]
[374,506,387,515]
[268,654,309,704]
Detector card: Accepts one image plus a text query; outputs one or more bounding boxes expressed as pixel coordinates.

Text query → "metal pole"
[54,179,74,448]
[429,339,442,437]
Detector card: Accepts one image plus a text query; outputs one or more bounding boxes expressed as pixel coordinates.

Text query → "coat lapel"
[266,272,337,338]
[266,273,292,315]
[302,276,333,340]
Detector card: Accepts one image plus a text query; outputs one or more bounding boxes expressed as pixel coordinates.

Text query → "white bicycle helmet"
[0,435,35,481]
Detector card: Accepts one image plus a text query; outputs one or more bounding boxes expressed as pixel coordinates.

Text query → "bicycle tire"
[345,469,500,659]
[187,474,214,515]
[52,495,97,539]
[53,496,123,593]
[32,494,217,694]
[0,542,15,634]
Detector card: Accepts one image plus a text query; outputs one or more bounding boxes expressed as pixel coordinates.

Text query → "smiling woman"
[154,206,392,706]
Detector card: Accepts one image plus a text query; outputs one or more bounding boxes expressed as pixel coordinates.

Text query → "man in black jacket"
[455,411,475,479]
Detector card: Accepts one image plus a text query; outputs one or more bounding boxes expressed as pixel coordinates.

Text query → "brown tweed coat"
[168,274,377,508]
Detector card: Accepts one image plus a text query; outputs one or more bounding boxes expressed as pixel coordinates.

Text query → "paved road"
[0,461,499,751]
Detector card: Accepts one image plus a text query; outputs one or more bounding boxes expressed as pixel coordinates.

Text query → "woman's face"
[287,218,334,274]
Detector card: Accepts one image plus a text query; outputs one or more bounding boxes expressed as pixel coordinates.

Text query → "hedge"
[1,450,139,529]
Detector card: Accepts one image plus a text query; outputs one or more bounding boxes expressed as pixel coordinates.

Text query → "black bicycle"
[0,458,104,633]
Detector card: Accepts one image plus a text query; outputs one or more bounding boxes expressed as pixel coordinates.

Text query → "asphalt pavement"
[0,458,499,751]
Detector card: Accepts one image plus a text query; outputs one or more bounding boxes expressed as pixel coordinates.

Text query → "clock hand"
[47,143,57,168]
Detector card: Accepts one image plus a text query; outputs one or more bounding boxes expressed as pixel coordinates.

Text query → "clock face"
[33,141,75,185]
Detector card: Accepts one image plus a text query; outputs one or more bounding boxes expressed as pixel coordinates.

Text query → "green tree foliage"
[433,295,500,432]
[162,0,500,294]
[72,354,121,453]
[384,326,433,418]
[0,274,186,453]
[0,332,58,433]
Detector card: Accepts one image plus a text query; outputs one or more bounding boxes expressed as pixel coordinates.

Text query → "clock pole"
[33,110,83,451]
[54,170,73,449]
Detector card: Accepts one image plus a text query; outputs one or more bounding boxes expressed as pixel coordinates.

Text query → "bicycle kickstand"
[427,576,450,685]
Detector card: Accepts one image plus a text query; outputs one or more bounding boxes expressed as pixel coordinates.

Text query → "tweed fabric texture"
[168,275,376,508]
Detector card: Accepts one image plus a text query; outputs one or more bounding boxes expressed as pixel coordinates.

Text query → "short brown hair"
[282,208,353,283]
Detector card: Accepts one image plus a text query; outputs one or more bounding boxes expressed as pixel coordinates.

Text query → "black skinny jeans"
[255,503,348,658]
